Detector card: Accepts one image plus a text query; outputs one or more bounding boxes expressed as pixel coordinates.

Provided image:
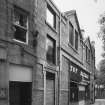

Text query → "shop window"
[46,4,56,29]
[46,35,56,64]
[69,22,74,46]
[75,30,78,50]
[13,7,28,44]
[70,82,78,102]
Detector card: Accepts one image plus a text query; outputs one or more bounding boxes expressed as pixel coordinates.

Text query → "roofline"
[46,0,61,15]
[64,10,83,39]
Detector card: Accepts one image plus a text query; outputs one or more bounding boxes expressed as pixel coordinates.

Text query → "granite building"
[0,0,95,105]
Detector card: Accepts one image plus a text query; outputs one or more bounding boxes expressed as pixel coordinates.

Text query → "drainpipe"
[58,12,61,105]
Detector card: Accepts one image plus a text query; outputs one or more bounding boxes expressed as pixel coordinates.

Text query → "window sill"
[68,43,78,54]
[45,21,57,34]
[46,62,57,70]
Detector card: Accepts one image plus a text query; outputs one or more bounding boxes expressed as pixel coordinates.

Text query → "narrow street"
[92,99,105,105]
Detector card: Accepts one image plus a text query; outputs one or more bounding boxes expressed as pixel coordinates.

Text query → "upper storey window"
[13,7,28,44]
[86,46,90,63]
[46,4,56,29]
[75,30,78,50]
[69,22,74,46]
[69,22,78,51]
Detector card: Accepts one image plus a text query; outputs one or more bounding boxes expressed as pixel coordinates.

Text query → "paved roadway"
[92,99,105,105]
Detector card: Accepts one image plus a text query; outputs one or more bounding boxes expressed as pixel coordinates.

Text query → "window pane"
[46,5,56,28]
[46,72,55,105]
[14,10,27,28]
[14,25,27,42]
[46,36,56,64]
[86,47,88,61]
[69,23,74,46]
[75,30,78,50]
[88,50,90,62]
[19,14,27,27]
[47,8,54,27]
[13,7,28,43]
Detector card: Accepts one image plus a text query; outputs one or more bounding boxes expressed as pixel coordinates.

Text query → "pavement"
[91,99,105,105]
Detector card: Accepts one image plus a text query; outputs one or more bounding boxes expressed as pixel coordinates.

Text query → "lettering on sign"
[70,65,89,81]
[70,65,78,73]
[80,71,89,79]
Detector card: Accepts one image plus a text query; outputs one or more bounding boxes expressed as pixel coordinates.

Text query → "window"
[46,72,55,105]
[70,82,78,102]
[46,35,56,64]
[75,30,78,50]
[69,22,74,46]
[86,46,88,61]
[86,46,90,63]
[46,4,56,29]
[88,50,90,62]
[69,22,79,51]
[13,7,28,43]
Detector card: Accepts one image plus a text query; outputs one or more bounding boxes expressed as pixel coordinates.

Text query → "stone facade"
[60,10,95,105]
[0,0,95,105]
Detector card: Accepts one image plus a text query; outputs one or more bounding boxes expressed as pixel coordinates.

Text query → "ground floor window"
[46,72,55,105]
[70,82,78,102]
[9,81,32,105]
[85,85,90,100]
[78,85,85,101]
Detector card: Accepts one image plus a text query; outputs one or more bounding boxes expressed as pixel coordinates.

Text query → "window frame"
[69,22,74,46]
[46,71,55,105]
[13,7,28,44]
[46,4,56,29]
[75,30,78,50]
[86,46,90,63]
[69,22,79,51]
[46,35,56,65]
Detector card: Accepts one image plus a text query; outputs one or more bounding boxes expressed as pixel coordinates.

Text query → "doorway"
[46,72,55,105]
[9,81,32,105]
[9,64,32,105]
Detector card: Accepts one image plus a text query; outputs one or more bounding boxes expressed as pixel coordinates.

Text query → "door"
[9,81,32,105]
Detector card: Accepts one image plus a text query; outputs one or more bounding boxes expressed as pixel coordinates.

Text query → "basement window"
[13,7,28,44]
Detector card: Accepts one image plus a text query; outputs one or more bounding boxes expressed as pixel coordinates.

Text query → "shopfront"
[69,62,90,105]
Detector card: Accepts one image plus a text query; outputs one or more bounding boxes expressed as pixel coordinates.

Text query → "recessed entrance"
[9,64,32,105]
[9,81,32,105]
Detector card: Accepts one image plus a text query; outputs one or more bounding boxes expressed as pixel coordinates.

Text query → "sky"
[53,0,105,68]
